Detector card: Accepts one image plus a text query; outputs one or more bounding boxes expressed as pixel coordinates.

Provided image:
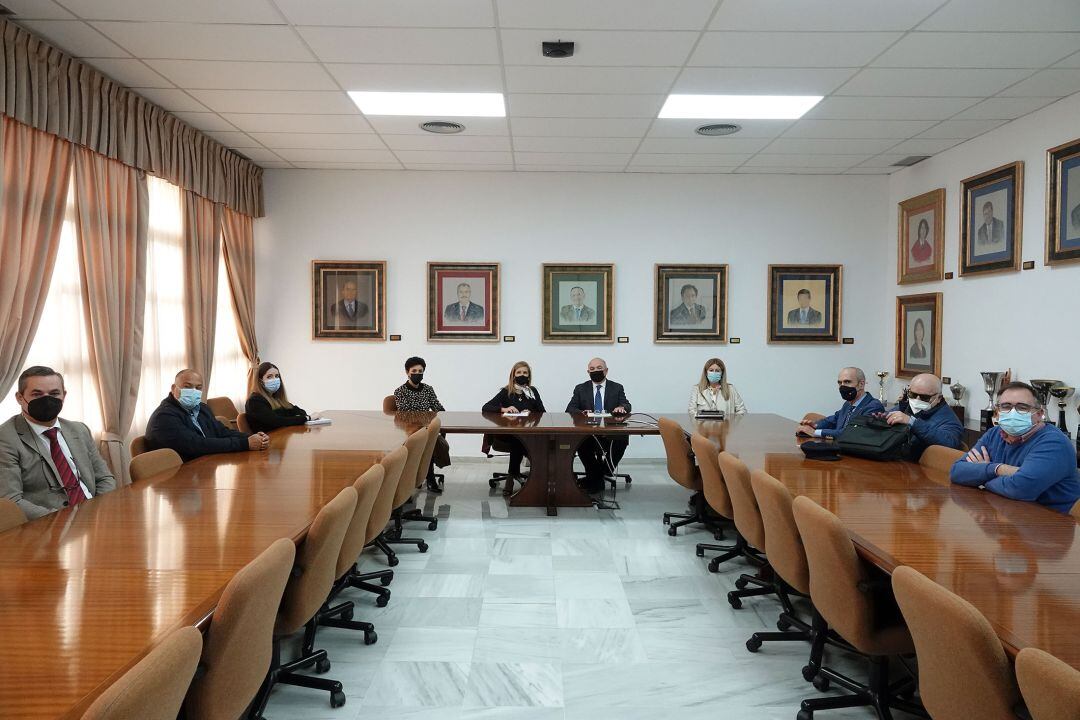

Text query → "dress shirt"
[27,419,93,498]
[800,308,809,323]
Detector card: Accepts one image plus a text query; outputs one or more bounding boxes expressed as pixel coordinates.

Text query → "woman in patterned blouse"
[393,356,448,491]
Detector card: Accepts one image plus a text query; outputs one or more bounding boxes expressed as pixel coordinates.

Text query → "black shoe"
[425,477,443,493]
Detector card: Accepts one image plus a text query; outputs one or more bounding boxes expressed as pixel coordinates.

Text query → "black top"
[482,386,546,414]
[244,393,309,433]
[145,395,250,462]
[565,380,631,414]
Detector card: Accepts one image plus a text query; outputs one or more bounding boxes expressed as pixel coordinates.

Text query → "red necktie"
[460,306,466,321]
[42,427,87,507]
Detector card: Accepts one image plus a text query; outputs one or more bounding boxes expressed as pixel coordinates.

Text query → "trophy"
[949,382,965,407]
[1029,379,1062,427]
[875,371,889,404]
[980,371,1005,431]
[1050,384,1074,438]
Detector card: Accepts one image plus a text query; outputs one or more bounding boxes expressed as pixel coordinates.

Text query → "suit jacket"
[559,304,596,324]
[0,415,116,519]
[145,395,251,462]
[977,218,1005,246]
[566,380,631,414]
[443,302,485,324]
[786,307,823,325]
[815,393,885,439]
[483,387,546,414]
[669,303,707,325]
[330,299,369,327]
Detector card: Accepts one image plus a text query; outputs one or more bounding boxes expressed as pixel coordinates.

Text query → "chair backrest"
[717,451,765,550]
[276,486,357,635]
[891,565,1018,720]
[206,396,239,421]
[184,537,295,720]
[82,626,202,720]
[336,464,384,580]
[367,446,408,544]
[1016,647,1080,720]
[1070,499,1080,520]
[802,412,826,425]
[414,416,441,488]
[0,498,27,533]
[235,412,251,434]
[129,435,147,458]
[129,448,183,483]
[920,445,964,473]
[393,428,428,510]
[691,433,733,519]
[382,395,397,413]
[750,469,809,595]
[658,417,700,491]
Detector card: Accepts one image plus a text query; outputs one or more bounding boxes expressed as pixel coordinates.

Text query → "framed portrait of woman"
[1046,136,1080,266]
[895,292,942,379]
[959,161,1023,276]
[897,188,944,284]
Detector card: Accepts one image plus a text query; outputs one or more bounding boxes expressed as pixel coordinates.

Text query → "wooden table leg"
[508,434,592,515]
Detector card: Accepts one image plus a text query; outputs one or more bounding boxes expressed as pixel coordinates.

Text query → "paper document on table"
[306,417,332,426]
[502,411,530,417]
[586,412,611,418]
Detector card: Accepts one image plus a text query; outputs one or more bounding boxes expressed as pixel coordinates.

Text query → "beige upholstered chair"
[249,486,357,714]
[0,498,27,533]
[1070,500,1080,520]
[357,445,409,586]
[129,435,147,459]
[691,433,738,558]
[206,396,239,426]
[235,412,251,434]
[892,565,1018,720]
[657,417,704,536]
[184,537,295,720]
[400,416,441,531]
[801,412,826,426]
[382,395,397,413]
[83,626,202,720]
[792,496,924,718]
[716,451,776,609]
[1017,647,1080,720]
[919,445,964,473]
[129,448,183,483]
[383,428,430,556]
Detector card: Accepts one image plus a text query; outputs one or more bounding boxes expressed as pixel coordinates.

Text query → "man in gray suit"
[0,366,116,519]
[559,286,596,325]
[786,288,822,325]
[977,200,1005,248]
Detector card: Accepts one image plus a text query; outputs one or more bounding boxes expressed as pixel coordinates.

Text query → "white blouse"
[688,384,747,416]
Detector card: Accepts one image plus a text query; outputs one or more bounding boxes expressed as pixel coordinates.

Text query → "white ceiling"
[8,0,1080,174]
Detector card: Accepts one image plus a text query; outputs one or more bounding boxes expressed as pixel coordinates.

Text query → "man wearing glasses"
[951,381,1080,513]
[882,373,963,460]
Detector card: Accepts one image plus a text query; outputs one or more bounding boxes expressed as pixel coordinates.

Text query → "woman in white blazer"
[688,357,746,416]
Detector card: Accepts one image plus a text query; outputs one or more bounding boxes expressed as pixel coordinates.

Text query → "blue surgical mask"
[264,378,281,394]
[706,371,723,384]
[178,388,202,411]
[997,409,1034,437]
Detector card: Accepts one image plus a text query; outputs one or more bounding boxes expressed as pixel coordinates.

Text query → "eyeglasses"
[907,391,937,402]
[995,402,1038,413]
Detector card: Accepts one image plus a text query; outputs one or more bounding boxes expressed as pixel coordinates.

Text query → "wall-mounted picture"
[1046,136,1080,266]
[312,260,386,340]
[896,292,942,379]
[960,161,1023,276]
[897,188,945,284]
[654,264,728,344]
[767,264,842,343]
[542,263,614,343]
[427,262,499,342]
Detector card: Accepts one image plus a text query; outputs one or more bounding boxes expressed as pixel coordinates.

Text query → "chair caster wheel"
[735,577,749,590]
[625,478,631,483]
[418,542,428,553]
[387,555,399,567]
[489,479,498,488]
[662,516,670,525]
[376,594,390,608]
[746,637,762,653]
[797,710,813,720]
[801,664,818,682]
[727,593,742,609]
[330,690,346,708]
[714,531,724,541]
[364,630,377,645]
[341,607,354,621]
[812,674,830,692]
[428,521,438,531]
[380,575,392,586]
[708,559,721,573]
[315,658,331,674]
[667,526,677,537]
[777,617,792,632]
[695,547,705,557]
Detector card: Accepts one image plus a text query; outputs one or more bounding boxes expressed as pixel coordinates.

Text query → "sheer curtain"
[208,251,249,409]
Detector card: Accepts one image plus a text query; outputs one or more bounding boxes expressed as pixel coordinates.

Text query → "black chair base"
[401,506,439,531]
[799,655,926,720]
[662,491,723,537]
[605,473,632,487]
[696,533,766,572]
[382,525,429,554]
[350,564,394,606]
[248,620,345,718]
[369,535,400,567]
[425,472,445,493]
[317,599,378,645]
[727,570,775,609]
[490,471,527,494]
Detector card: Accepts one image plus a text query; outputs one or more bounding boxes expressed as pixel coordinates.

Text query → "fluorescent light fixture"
[658,94,823,120]
[348,91,505,117]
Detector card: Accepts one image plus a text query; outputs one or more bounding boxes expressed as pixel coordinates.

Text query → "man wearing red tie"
[0,366,116,519]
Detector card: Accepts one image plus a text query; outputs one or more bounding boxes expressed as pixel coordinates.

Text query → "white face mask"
[908,398,932,414]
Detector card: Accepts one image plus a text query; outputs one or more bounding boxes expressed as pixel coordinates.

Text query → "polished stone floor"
[262,459,917,720]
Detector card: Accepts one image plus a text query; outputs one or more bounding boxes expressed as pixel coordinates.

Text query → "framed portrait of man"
[654,264,728,344]
[959,161,1023,276]
[312,260,386,340]
[896,293,942,379]
[427,262,499,342]
[767,264,842,344]
[1046,137,1080,266]
[542,263,614,343]
[897,188,945,284]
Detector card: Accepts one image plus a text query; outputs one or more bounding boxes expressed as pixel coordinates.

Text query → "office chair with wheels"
[206,396,239,428]
[657,417,706,535]
[716,452,776,609]
[401,417,442,528]
[236,412,251,434]
[0,498,27,533]
[382,429,430,555]
[129,434,147,458]
[1017,647,1080,720]
[352,445,408,604]
[129,448,182,483]
[919,445,964,473]
[382,395,397,413]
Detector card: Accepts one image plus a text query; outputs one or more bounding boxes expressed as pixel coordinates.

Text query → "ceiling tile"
[508,93,664,118]
[365,116,509,136]
[736,167,852,174]
[4,1,73,19]
[496,0,718,30]
[673,67,857,94]
[743,154,868,167]
[249,133,388,150]
[405,164,514,171]
[172,112,238,132]
[859,154,923,168]
[91,22,314,61]
[275,148,400,163]
[510,117,651,137]
[648,119,794,138]
[394,150,514,164]
[277,0,493,27]
[18,20,130,57]
[84,58,173,88]
[628,166,735,173]
[873,32,1080,69]
[518,165,625,173]
[203,131,260,148]
[499,29,698,66]
[629,153,750,167]
[919,0,1080,31]
[132,88,208,112]
[951,96,1060,120]
[837,68,1031,96]
[512,136,642,153]
[231,147,284,162]
[636,137,771,153]
[380,134,512,151]
[505,66,678,94]
[326,64,503,93]
[514,152,632,165]
[146,60,337,91]
[710,0,944,30]
[188,90,358,114]
[844,167,893,174]
[916,119,1008,139]
[804,96,979,120]
[299,27,499,64]
[997,68,1080,97]
[883,138,963,155]
[1057,50,1080,67]
[292,162,403,170]
[690,31,900,67]
[221,113,374,134]
[765,138,901,154]
[59,0,283,23]
[784,119,935,138]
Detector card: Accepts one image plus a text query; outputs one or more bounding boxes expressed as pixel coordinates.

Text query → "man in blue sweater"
[883,373,964,461]
[797,367,885,439]
[951,381,1080,513]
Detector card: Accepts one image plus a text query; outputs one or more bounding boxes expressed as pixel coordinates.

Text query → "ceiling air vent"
[420,121,465,134]
[892,155,931,167]
[695,123,741,137]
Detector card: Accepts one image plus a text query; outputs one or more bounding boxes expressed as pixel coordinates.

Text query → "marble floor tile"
[557,628,648,664]
[553,573,626,600]
[474,628,562,663]
[489,556,555,575]
[460,708,564,720]
[413,573,487,598]
[555,598,635,628]
[491,538,553,557]
[384,627,478,663]
[363,661,470,707]
[479,600,558,629]
[463,663,564,708]
[482,575,556,602]
[398,598,483,628]
[550,538,611,556]
[619,575,701,600]
[551,554,618,574]
[627,597,718,628]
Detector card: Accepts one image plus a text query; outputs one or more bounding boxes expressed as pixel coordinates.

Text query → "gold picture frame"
[897,188,945,285]
[959,161,1023,276]
[654,264,728,344]
[542,263,614,344]
[767,264,842,344]
[311,260,386,341]
[895,292,942,380]
[426,262,500,342]
[1046,136,1080,266]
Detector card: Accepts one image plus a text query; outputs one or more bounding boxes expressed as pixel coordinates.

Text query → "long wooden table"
[2,411,1080,718]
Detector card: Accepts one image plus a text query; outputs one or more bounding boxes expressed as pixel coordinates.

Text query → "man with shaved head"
[145,369,268,462]
[798,366,884,439]
[882,372,963,461]
[566,357,631,493]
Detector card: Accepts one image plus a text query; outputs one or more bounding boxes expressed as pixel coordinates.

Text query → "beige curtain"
[0,19,263,217]
[72,147,148,483]
[221,207,260,393]
[182,191,220,391]
[0,116,73,397]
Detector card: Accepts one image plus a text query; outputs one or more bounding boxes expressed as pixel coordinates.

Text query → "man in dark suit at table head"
[0,365,116,519]
[786,288,822,326]
[330,280,369,329]
[565,357,632,493]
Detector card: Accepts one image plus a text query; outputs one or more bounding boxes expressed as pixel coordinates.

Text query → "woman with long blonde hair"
[244,361,314,432]
[482,361,546,478]
[689,357,746,416]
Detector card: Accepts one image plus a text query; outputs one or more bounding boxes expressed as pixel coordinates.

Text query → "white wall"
[887,92,1080,434]
[256,170,889,457]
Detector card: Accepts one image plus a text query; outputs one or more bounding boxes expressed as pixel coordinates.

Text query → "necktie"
[576,307,581,321]
[594,386,603,414]
[460,305,467,321]
[42,428,87,507]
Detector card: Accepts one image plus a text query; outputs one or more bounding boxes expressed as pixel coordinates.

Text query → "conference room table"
[2,410,1079,718]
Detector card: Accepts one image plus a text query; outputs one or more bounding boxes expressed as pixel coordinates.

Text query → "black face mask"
[409,372,424,385]
[839,385,859,402]
[26,395,63,423]
[589,370,606,383]
[514,375,530,386]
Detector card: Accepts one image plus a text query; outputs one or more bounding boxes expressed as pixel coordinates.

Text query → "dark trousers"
[577,436,628,486]
[492,436,527,476]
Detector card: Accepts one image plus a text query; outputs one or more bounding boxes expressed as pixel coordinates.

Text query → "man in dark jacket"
[883,373,964,461]
[566,357,631,493]
[145,369,268,462]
